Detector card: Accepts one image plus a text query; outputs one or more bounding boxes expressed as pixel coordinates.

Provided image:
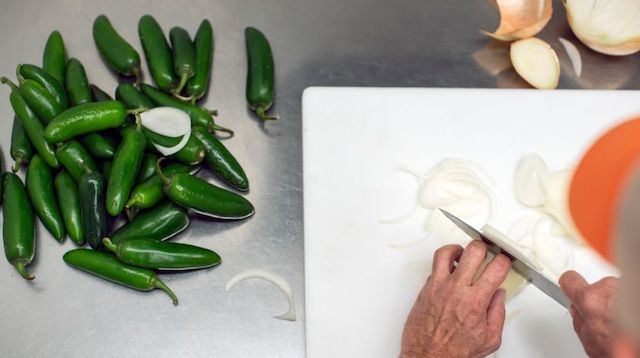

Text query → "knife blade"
[440,209,572,309]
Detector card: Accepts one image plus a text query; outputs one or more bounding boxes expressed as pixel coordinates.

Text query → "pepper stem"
[12,157,24,173]
[15,262,35,281]
[256,107,279,121]
[126,108,148,116]
[154,278,179,305]
[172,72,189,96]
[132,67,141,86]
[102,238,117,253]
[15,65,24,82]
[211,124,234,138]
[1,77,19,91]
[154,158,171,185]
[172,93,193,102]
[206,109,218,116]
[125,205,139,221]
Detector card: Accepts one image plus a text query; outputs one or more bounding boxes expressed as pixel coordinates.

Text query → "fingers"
[431,244,464,282]
[569,304,584,333]
[486,288,507,335]
[474,254,511,298]
[559,270,589,305]
[452,240,488,285]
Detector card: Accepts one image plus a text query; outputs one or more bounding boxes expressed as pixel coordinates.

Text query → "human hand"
[400,241,512,358]
[559,271,619,358]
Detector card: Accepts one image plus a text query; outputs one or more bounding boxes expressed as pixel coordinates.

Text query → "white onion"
[225,269,296,321]
[565,0,640,56]
[531,216,574,280]
[510,37,560,89]
[558,37,583,77]
[139,107,192,155]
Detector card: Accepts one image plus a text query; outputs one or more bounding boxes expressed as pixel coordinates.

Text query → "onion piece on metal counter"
[565,0,640,56]
[558,37,583,77]
[483,0,553,41]
[510,38,560,89]
[225,269,296,321]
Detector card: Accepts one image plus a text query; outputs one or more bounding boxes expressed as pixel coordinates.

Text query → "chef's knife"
[440,209,572,309]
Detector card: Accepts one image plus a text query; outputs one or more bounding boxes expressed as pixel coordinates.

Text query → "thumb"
[486,288,507,333]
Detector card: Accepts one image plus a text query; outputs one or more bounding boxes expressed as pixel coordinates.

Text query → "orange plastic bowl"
[569,117,640,262]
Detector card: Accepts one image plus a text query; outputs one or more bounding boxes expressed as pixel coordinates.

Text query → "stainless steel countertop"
[0,1,638,357]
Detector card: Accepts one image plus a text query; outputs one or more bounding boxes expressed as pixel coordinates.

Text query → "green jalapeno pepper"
[137,152,160,183]
[10,117,33,172]
[63,249,178,305]
[42,30,66,84]
[102,160,113,179]
[79,171,107,250]
[104,237,219,270]
[138,15,176,91]
[90,84,113,102]
[170,133,205,165]
[111,201,189,244]
[17,64,69,110]
[115,83,154,110]
[169,27,195,95]
[93,15,141,81]
[18,79,64,124]
[56,140,98,182]
[54,171,85,245]
[26,155,65,241]
[65,58,93,106]
[185,20,213,102]
[44,100,127,143]
[106,124,146,216]
[78,134,115,159]
[245,27,278,121]
[192,126,248,191]
[156,159,254,219]
[3,173,36,280]
[126,163,197,211]
[3,78,59,168]
[140,84,231,136]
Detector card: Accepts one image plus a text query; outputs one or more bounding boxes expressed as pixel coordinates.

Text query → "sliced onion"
[484,0,553,41]
[565,0,640,56]
[513,153,550,207]
[541,169,578,240]
[558,37,583,77]
[225,269,296,321]
[531,216,574,279]
[153,127,192,156]
[510,37,560,89]
[140,107,192,156]
[482,224,542,270]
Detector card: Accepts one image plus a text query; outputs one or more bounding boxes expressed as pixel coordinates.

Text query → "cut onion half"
[565,0,640,56]
[225,269,296,321]
[510,38,560,89]
[558,37,583,77]
[483,0,553,41]
[140,107,192,156]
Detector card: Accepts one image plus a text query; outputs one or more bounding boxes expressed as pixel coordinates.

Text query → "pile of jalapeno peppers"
[0,14,277,305]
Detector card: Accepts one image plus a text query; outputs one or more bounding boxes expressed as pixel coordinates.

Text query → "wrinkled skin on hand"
[400,241,512,358]
[559,271,619,358]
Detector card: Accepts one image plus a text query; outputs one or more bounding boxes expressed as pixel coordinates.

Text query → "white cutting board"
[303,87,640,358]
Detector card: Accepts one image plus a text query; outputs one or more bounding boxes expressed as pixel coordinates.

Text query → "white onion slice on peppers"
[510,37,560,90]
[225,269,296,321]
[139,107,191,156]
